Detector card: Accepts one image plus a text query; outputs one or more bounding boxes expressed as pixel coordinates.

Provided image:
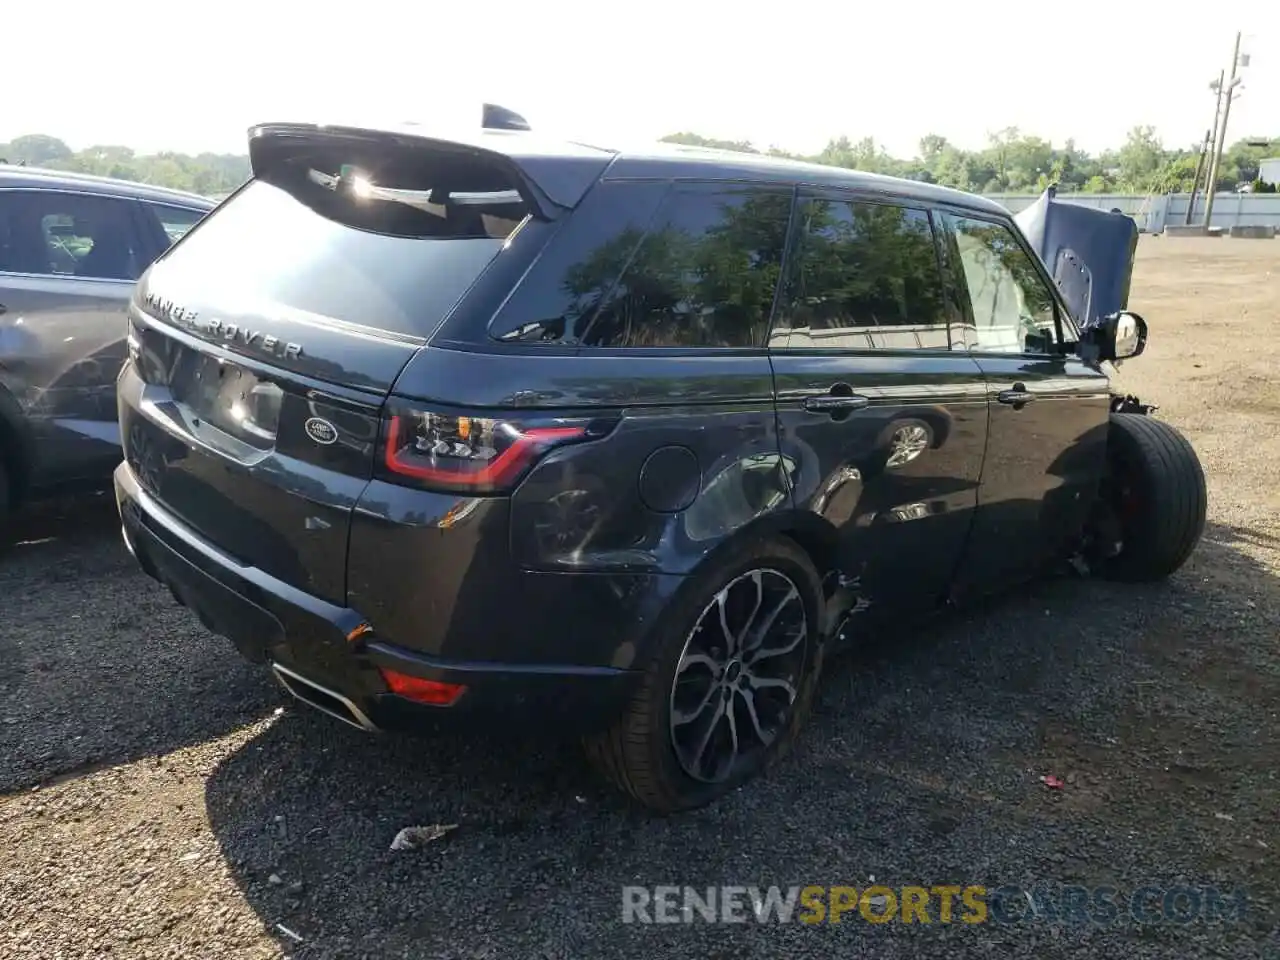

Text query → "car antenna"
[481,103,531,131]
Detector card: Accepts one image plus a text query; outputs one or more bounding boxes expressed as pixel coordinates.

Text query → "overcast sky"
[7,1,1276,158]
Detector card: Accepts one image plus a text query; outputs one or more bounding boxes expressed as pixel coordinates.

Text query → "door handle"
[0,304,7,316]
[997,385,1036,406]
[802,393,870,413]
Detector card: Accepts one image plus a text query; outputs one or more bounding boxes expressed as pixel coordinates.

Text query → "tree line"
[663,126,1277,195]
[0,134,250,197]
[2,125,1276,198]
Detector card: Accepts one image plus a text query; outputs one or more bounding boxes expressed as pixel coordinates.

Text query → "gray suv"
[0,165,214,522]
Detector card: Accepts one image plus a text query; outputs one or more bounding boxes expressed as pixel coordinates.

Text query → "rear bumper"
[114,462,639,734]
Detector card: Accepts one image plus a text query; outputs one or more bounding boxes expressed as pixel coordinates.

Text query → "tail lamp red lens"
[380,409,603,493]
[379,667,467,706]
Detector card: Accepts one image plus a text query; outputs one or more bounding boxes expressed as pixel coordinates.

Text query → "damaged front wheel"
[1099,413,1207,582]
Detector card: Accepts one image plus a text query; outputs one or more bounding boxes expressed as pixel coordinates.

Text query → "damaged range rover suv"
[114,107,1206,812]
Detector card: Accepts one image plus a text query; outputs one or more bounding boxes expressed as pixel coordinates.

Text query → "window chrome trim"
[0,270,135,285]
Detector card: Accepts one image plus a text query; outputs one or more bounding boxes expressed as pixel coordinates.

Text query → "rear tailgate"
[121,125,609,603]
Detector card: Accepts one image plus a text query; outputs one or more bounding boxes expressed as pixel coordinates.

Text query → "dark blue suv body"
[114,115,1204,811]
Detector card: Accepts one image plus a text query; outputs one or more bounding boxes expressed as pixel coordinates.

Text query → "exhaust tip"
[271,663,378,732]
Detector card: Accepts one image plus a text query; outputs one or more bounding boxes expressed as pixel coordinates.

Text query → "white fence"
[988,192,1280,234]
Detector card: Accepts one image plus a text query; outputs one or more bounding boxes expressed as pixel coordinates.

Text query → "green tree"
[931,146,982,192]
[1117,126,1166,191]
[918,134,950,163]
[1151,155,1200,193]
[0,134,251,195]
[1219,140,1271,186]
[660,132,757,153]
[982,129,1053,191]
[3,134,73,165]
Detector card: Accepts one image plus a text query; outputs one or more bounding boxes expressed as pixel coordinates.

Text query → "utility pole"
[1209,69,1225,154]
[1185,128,1212,224]
[1203,31,1243,229]
[1191,70,1226,224]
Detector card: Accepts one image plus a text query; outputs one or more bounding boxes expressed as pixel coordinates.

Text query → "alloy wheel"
[668,568,809,783]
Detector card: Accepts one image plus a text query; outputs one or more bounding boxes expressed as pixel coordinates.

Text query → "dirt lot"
[2,237,1278,959]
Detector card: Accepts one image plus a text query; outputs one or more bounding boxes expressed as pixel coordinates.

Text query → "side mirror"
[1110,310,1147,361]
[1080,310,1147,363]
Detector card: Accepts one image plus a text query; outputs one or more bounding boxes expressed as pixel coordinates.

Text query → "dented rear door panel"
[0,272,131,483]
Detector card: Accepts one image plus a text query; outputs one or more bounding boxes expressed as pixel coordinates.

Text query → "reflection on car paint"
[683,453,795,543]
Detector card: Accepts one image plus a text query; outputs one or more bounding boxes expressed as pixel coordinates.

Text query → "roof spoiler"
[245,117,613,218]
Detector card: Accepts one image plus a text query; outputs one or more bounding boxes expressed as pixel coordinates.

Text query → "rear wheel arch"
[689,509,841,587]
[625,509,840,671]
[770,513,841,585]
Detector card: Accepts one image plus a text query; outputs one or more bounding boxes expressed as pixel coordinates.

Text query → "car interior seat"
[76,219,137,280]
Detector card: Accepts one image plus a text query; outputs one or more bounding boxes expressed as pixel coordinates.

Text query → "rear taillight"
[378,407,610,494]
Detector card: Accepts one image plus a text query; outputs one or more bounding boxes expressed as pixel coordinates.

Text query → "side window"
[773,199,949,350]
[0,191,145,281]
[488,180,667,344]
[946,215,1059,355]
[580,186,793,349]
[148,204,206,245]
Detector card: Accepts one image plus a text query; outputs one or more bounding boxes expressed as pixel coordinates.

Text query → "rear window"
[154,149,531,339]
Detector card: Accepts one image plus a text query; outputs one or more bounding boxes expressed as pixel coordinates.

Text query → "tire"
[585,536,824,813]
[1101,413,1207,582]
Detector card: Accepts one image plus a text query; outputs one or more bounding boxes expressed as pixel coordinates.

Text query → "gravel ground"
[2,237,1278,959]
